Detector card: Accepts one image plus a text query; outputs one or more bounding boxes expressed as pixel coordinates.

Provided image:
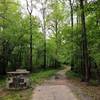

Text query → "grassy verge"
[66,70,80,79]
[0,69,57,100]
[0,76,6,87]
[30,69,57,85]
[66,70,99,86]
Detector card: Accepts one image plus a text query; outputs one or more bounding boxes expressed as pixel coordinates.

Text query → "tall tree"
[79,0,90,82]
[41,0,48,69]
[46,0,66,68]
[26,0,33,72]
[69,0,74,70]
[69,0,73,28]
[0,0,21,74]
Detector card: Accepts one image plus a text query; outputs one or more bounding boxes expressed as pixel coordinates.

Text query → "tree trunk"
[80,0,90,82]
[69,0,73,28]
[26,0,33,72]
[69,0,74,70]
[55,19,58,68]
[29,14,33,72]
[43,7,47,69]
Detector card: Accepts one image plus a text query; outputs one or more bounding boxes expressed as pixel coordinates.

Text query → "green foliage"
[30,69,56,84]
[89,79,99,86]
[0,76,5,87]
[65,0,100,81]
[0,0,100,81]
[66,70,80,79]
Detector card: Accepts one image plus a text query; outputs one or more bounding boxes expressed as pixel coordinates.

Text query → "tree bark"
[26,0,33,72]
[69,0,74,70]
[42,6,47,69]
[55,19,58,68]
[29,13,33,72]
[69,0,73,28]
[80,0,90,82]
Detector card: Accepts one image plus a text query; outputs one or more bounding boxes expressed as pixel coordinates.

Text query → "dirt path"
[31,68,78,100]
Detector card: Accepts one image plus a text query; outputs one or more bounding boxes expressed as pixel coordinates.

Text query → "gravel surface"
[31,68,78,100]
[32,85,77,100]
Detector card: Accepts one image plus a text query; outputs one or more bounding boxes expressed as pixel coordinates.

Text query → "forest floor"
[0,67,100,100]
[0,69,57,100]
[66,70,100,100]
[31,66,100,100]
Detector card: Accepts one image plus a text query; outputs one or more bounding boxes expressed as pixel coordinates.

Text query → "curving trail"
[31,68,78,100]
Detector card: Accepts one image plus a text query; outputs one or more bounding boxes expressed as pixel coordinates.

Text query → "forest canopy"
[0,0,100,82]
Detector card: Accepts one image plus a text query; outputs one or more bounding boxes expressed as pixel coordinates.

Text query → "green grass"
[0,69,57,100]
[0,76,6,87]
[30,69,57,85]
[66,70,80,79]
[66,71,100,86]
[0,89,32,100]
[89,79,99,86]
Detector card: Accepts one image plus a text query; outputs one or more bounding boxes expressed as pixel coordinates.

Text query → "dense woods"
[0,0,100,83]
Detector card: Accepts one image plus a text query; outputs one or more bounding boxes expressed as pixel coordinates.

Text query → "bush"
[89,80,99,86]
[66,70,80,79]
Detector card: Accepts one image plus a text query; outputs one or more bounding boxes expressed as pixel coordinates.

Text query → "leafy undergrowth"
[0,76,6,87]
[0,89,32,100]
[30,69,57,85]
[0,69,57,100]
[66,70,100,100]
[66,70,80,79]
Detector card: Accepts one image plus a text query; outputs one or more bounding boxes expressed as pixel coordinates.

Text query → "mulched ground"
[66,78,100,100]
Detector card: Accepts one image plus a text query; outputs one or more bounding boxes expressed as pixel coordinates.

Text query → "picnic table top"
[7,69,30,74]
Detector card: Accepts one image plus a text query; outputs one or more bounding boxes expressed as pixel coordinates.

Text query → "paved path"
[31,68,78,100]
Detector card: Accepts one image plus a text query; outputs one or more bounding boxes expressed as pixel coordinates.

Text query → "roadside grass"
[66,70,80,79]
[66,70,99,86]
[89,79,99,86]
[30,69,57,85]
[0,76,6,87]
[0,69,57,100]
